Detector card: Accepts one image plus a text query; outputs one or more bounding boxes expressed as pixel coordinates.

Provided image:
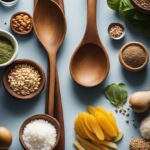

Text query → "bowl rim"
[119,42,149,72]
[19,114,60,150]
[108,22,125,40]
[0,29,18,67]
[130,0,150,14]
[3,59,46,100]
[10,11,33,35]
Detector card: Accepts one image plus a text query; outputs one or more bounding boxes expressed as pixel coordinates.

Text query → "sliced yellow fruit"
[78,113,98,142]
[73,140,86,150]
[87,105,97,115]
[77,135,109,150]
[74,117,88,139]
[84,113,104,141]
[96,106,119,135]
[82,113,93,133]
[95,112,117,137]
[92,139,118,150]
[114,130,124,142]
[104,133,113,141]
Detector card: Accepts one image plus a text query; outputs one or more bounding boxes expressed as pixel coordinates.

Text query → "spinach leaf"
[105,83,128,107]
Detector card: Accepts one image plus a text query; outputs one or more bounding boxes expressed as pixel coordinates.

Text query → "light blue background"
[0,0,150,149]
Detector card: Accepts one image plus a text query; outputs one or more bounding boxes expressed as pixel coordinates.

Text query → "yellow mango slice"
[114,130,124,142]
[95,112,117,137]
[87,105,97,115]
[77,135,109,150]
[92,139,118,150]
[75,118,88,139]
[73,140,86,150]
[78,113,98,142]
[104,133,113,141]
[82,113,93,133]
[96,107,119,135]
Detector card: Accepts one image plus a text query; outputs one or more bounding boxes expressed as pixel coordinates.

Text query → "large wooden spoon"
[70,0,110,87]
[33,0,66,116]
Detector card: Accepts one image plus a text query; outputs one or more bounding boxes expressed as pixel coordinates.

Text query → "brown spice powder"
[129,138,150,150]
[122,45,146,68]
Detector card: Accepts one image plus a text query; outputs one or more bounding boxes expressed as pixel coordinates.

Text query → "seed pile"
[8,64,41,96]
[12,13,32,33]
[109,25,124,39]
[133,0,150,10]
[129,138,150,150]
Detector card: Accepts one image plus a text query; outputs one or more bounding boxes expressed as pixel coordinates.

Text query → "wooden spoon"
[33,0,66,116]
[70,0,110,87]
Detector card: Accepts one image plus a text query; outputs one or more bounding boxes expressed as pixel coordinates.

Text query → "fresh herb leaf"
[104,83,128,107]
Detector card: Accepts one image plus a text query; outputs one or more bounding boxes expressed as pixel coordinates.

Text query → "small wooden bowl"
[3,59,46,100]
[119,42,149,72]
[108,23,125,40]
[130,0,150,14]
[10,11,33,35]
[19,114,60,150]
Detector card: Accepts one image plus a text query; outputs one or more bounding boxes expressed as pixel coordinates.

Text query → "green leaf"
[104,83,128,107]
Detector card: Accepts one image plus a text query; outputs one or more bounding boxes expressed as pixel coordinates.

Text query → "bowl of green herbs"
[0,29,18,67]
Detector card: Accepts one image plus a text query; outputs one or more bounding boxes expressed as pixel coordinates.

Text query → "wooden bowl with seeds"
[130,0,150,14]
[108,23,125,40]
[3,59,46,100]
[10,12,33,35]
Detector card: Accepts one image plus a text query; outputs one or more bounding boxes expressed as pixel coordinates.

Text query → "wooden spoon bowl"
[3,59,46,100]
[70,43,109,87]
[19,114,60,150]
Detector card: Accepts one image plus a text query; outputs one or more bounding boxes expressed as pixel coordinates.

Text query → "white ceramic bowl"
[0,0,18,7]
[0,29,18,67]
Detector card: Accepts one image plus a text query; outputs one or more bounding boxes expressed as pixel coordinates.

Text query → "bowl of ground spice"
[0,29,18,67]
[119,42,149,72]
[130,0,150,14]
[3,59,46,100]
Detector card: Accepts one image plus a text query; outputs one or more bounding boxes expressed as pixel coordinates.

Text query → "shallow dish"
[19,114,60,150]
[0,29,18,67]
[3,59,46,100]
[119,42,149,72]
[0,0,18,7]
[10,11,33,35]
[130,0,150,14]
[108,23,125,40]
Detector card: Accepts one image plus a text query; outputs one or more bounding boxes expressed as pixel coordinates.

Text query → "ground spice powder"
[122,45,146,68]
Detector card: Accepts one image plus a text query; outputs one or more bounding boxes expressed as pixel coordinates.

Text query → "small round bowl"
[130,0,150,14]
[3,59,46,100]
[0,29,18,67]
[108,23,125,40]
[10,11,33,35]
[0,0,19,7]
[119,42,149,72]
[19,114,60,150]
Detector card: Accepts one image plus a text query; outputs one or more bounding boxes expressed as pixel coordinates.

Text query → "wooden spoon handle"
[85,0,97,39]
[54,70,65,150]
[47,54,56,116]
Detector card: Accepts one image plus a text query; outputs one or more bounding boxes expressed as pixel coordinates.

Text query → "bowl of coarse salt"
[19,114,60,150]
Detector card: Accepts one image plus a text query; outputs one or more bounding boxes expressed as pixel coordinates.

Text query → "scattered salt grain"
[23,119,57,150]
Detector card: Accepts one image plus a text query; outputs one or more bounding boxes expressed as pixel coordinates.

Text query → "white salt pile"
[23,119,57,150]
